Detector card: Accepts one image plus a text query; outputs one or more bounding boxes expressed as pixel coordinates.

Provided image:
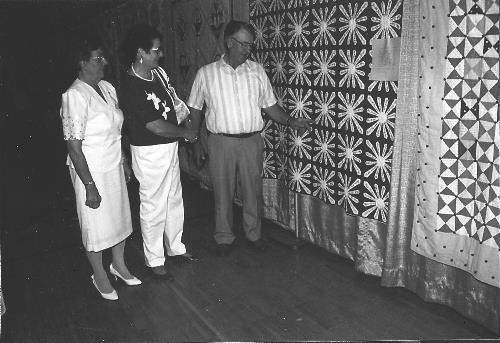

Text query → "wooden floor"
[1,175,497,342]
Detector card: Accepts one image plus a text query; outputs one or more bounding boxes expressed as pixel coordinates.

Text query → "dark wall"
[0,4,117,234]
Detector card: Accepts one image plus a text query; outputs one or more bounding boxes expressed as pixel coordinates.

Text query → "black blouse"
[121,73,178,146]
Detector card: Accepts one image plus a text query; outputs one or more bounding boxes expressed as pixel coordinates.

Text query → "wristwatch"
[84,180,95,186]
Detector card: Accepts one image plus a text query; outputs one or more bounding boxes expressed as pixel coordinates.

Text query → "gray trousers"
[207,133,264,244]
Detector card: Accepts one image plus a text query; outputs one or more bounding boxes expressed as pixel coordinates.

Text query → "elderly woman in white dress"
[60,35,141,301]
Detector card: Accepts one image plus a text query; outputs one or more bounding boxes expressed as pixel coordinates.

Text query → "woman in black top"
[121,24,198,280]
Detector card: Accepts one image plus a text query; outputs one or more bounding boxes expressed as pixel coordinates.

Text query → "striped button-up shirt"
[187,56,277,134]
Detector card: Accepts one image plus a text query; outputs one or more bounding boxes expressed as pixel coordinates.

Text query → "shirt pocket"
[244,71,262,105]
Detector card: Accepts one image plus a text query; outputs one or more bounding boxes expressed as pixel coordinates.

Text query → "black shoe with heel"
[150,266,174,281]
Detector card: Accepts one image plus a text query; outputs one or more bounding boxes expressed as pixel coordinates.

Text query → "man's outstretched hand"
[289,117,314,136]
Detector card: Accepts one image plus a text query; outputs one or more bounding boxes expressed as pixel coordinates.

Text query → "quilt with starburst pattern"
[250,0,403,222]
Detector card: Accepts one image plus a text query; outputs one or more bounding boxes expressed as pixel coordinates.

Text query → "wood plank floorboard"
[1,176,497,342]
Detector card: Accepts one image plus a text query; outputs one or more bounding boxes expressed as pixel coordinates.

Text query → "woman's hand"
[123,162,133,183]
[85,184,101,209]
[183,128,199,143]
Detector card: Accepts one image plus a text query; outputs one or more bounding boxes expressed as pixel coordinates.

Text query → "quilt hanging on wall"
[172,0,230,100]
[249,0,403,222]
[411,0,500,287]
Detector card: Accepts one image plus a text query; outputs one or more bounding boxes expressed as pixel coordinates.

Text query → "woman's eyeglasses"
[90,56,107,64]
[150,47,163,56]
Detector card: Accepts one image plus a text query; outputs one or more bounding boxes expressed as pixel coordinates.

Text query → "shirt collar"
[219,54,250,71]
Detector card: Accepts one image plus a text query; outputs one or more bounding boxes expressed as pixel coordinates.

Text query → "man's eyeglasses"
[90,56,107,64]
[231,37,255,50]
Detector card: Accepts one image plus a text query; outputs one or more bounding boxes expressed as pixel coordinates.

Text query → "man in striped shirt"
[187,20,312,256]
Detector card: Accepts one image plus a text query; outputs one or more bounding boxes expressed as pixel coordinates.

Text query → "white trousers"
[130,142,186,267]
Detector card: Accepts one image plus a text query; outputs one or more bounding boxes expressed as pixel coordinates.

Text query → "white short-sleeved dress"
[60,79,132,252]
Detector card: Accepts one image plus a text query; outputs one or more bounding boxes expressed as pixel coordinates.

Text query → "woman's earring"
[140,57,143,64]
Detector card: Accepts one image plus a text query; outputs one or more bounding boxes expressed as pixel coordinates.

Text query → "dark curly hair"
[69,33,104,74]
[121,24,163,66]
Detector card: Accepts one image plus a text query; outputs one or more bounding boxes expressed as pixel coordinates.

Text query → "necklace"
[131,64,153,81]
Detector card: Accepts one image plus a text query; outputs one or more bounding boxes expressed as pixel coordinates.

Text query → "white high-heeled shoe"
[110,264,142,286]
[91,275,118,301]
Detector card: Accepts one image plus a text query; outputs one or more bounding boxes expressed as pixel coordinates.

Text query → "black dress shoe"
[250,239,268,252]
[216,243,232,257]
[150,266,175,281]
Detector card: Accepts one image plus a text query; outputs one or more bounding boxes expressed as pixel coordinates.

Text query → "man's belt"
[209,131,260,139]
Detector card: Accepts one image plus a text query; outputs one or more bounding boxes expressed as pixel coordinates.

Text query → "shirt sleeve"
[258,64,277,109]
[155,67,189,123]
[60,88,88,141]
[187,68,205,110]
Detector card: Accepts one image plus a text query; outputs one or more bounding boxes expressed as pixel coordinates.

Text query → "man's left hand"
[289,117,314,134]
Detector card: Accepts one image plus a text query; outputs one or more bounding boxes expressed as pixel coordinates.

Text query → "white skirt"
[70,165,133,252]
